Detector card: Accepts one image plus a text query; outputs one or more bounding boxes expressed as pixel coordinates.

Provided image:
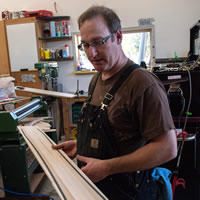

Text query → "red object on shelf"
[24,10,53,18]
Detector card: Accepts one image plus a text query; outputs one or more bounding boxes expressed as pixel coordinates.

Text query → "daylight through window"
[73,26,154,71]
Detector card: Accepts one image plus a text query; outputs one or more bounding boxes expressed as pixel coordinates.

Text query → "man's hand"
[77,155,110,183]
[52,140,77,159]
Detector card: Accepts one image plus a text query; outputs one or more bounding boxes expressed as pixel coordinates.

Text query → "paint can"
[12,11,20,19]
[19,11,26,18]
[2,11,11,20]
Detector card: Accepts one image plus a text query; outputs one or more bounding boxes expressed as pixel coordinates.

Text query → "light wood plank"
[15,86,76,98]
[18,126,108,200]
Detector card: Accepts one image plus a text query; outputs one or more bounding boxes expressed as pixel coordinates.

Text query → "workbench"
[15,87,86,140]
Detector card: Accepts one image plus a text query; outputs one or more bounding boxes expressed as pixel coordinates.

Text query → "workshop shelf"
[36,16,70,21]
[40,57,74,62]
[38,36,72,42]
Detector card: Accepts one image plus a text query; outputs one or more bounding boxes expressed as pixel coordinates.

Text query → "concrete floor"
[0,170,60,199]
[36,176,60,200]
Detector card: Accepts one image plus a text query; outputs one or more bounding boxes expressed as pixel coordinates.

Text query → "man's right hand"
[52,140,77,159]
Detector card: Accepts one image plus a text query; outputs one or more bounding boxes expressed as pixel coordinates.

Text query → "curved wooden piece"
[17,126,107,200]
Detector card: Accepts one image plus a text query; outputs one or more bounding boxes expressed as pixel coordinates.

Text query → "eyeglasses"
[78,34,113,51]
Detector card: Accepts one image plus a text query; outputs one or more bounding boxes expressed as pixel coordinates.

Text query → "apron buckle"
[101,93,113,110]
[101,102,108,110]
[104,93,113,101]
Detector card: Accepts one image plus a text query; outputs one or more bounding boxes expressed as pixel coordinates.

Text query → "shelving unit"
[36,16,70,21]
[40,57,73,62]
[72,71,97,74]
[36,16,73,62]
[38,35,72,41]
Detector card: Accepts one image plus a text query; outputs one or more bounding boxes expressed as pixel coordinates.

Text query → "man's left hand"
[77,155,110,182]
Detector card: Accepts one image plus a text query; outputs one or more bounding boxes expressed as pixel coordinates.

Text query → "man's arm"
[107,129,177,174]
[77,129,177,182]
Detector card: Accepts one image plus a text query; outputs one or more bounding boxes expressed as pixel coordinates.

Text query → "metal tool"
[34,62,58,90]
[75,80,84,97]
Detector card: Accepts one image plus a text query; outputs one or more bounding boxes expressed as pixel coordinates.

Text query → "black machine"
[154,70,200,200]
[154,70,200,119]
[153,20,200,200]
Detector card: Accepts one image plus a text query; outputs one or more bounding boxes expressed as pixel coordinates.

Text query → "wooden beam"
[17,126,108,200]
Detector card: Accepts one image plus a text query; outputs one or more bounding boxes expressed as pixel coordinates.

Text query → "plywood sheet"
[17,126,107,200]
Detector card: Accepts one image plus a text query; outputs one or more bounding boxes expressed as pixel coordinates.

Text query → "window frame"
[72,25,155,72]
[122,25,155,67]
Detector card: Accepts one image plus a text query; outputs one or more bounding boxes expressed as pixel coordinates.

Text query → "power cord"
[182,69,192,131]
[0,186,54,200]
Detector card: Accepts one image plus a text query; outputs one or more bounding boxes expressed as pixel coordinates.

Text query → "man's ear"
[115,29,122,44]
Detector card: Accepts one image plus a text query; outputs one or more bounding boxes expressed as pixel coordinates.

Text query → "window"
[73,25,155,72]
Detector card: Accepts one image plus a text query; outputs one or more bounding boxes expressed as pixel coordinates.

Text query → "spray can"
[61,21,68,36]
[50,49,55,59]
[67,25,71,36]
[65,44,70,57]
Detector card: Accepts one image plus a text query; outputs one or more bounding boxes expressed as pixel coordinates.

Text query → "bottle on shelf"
[50,49,55,59]
[67,25,71,36]
[56,21,62,37]
[65,44,70,57]
[61,20,68,36]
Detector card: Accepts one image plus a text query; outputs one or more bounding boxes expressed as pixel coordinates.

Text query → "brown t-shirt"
[88,60,175,155]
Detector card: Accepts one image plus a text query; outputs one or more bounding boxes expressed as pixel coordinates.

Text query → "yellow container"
[44,49,51,59]
[40,47,44,59]
[71,128,77,140]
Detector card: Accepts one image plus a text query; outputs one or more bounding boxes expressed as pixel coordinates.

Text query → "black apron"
[77,64,160,200]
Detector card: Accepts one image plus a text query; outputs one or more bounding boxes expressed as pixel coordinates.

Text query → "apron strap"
[85,72,101,103]
[102,64,140,108]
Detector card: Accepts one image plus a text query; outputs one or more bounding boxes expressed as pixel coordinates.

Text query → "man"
[53,6,177,200]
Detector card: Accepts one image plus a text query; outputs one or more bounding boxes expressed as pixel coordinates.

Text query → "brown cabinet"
[0,21,10,75]
[0,16,73,76]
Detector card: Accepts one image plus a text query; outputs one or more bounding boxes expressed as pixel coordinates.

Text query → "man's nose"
[88,46,98,57]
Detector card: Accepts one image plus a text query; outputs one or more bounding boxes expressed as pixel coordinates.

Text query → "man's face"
[79,16,121,72]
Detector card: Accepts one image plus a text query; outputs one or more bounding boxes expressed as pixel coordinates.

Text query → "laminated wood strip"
[17,126,108,200]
